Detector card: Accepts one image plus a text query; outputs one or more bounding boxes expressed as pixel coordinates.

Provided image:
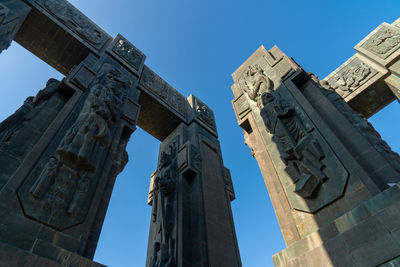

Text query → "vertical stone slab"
[146,98,241,267]
[232,46,400,266]
[0,0,31,53]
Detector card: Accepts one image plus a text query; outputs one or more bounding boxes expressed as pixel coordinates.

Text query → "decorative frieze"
[34,0,110,50]
[362,25,400,59]
[326,57,377,97]
[140,66,186,117]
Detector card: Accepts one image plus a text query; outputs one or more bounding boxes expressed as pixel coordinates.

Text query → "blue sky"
[0,0,399,266]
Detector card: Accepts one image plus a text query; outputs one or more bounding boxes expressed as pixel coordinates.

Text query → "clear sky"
[0,0,399,266]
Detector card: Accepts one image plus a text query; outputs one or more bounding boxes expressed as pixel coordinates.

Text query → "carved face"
[159,151,171,169]
[243,65,272,104]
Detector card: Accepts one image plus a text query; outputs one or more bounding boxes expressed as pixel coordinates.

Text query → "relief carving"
[195,100,216,129]
[363,26,400,58]
[260,90,327,198]
[19,64,131,229]
[150,142,178,267]
[318,76,400,177]
[112,35,144,72]
[327,59,373,96]
[242,64,273,107]
[0,18,19,52]
[0,79,62,189]
[141,67,186,116]
[39,0,108,50]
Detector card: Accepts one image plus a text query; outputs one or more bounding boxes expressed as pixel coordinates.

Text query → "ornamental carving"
[141,66,186,116]
[39,0,109,50]
[0,79,62,190]
[327,58,375,97]
[260,90,327,198]
[19,64,131,230]
[195,99,216,129]
[149,141,178,267]
[363,26,400,58]
[242,64,273,107]
[319,83,400,177]
[112,35,144,72]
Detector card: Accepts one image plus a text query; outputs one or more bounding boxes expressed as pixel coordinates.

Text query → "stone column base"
[273,184,400,266]
[0,241,106,267]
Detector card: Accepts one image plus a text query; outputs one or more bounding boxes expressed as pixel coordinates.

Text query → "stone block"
[351,235,400,267]
[341,216,390,251]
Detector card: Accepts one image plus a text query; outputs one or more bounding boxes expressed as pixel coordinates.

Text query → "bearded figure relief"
[243,64,273,108]
[20,64,132,229]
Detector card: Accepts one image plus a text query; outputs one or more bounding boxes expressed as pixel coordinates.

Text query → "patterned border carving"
[361,24,400,59]
[140,66,186,117]
[35,0,110,51]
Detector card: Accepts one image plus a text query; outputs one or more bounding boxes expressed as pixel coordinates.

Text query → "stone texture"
[233,45,400,267]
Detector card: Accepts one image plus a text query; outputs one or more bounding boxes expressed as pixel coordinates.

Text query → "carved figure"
[243,64,273,107]
[150,144,177,267]
[329,62,370,95]
[57,68,129,173]
[0,78,59,152]
[366,28,400,55]
[113,37,143,70]
[23,66,130,227]
[260,88,327,198]
[196,101,215,128]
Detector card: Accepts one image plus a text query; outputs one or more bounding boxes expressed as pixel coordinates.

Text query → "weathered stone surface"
[33,0,110,51]
[233,45,400,266]
[361,24,400,60]
[108,34,146,75]
[0,1,238,266]
[146,122,241,267]
[140,66,186,117]
[326,56,378,98]
[0,0,30,53]
[0,78,67,191]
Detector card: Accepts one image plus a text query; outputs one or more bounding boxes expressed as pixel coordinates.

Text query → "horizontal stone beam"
[5,0,220,142]
[324,17,400,118]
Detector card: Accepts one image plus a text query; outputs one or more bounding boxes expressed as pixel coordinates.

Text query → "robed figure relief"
[260,89,327,198]
[19,64,131,229]
[149,144,177,267]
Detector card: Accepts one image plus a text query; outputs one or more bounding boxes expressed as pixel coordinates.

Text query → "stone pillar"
[324,17,400,117]
[0,34,143,266]
[0,0,30,54]
[146,96,241,267]
[232,46,400,266]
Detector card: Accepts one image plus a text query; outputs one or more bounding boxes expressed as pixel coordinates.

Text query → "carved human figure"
[260,88,327,198]
[29,156,61,200]
[150,145,177,267]
[57,69,128,173]
[22,67,130,227]
[0,78,60,152]
[366,28,400,55]
[329,62,370,95]
[243,64,273,107]
[196,102,215,127]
